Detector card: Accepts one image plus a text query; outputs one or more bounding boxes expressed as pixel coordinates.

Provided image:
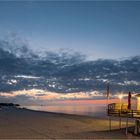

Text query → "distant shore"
[0,106,139,139]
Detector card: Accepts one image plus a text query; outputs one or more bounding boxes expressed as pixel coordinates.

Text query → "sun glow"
[0,89,138,106]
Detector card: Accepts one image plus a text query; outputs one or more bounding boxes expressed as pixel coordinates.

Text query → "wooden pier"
[107,104,140,135]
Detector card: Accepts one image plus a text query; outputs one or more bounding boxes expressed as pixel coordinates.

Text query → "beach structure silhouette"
[107,91,140,135]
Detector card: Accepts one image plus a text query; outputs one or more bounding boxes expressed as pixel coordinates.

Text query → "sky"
[0,1,140,60]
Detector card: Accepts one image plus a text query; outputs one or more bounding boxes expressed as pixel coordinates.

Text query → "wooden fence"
[107,109,140,118]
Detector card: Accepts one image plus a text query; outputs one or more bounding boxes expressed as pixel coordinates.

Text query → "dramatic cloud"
[0,37,140,104]
[0,89,137,105]
[0,89,104,105]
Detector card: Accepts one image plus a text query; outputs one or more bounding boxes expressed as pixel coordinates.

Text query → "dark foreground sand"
[0,107,139,139]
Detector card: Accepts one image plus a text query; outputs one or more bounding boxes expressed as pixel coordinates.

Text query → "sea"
[23,105,107,118]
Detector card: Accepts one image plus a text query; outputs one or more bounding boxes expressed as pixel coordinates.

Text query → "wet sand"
[0,107,139,139]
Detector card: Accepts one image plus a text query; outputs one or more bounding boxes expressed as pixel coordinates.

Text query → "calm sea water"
[23,105,107,118]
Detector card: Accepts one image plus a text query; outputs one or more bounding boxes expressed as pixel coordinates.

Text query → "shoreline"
[21,104,107,119]
[0,106,139,139]
[20,106,107,120]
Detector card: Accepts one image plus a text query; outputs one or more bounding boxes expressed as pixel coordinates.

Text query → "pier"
[107,103,140,135]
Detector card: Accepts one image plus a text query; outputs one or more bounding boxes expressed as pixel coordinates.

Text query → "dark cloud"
[0,38,140,94]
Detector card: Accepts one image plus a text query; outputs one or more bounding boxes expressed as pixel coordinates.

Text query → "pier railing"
[107,109,140,118]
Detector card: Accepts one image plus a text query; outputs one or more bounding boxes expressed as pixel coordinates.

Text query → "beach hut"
[135,94,140,110]
[133,94,140,134]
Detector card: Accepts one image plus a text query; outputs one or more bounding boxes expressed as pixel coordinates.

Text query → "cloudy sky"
[0,1,140,106]
[0,1,140,59]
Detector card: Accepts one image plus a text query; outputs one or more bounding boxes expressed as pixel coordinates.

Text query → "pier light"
[118,94,123,103]
[118,94,123,100]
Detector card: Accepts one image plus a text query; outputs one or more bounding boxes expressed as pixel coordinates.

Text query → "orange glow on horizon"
[49,98,137,105]
[0,89,138,106]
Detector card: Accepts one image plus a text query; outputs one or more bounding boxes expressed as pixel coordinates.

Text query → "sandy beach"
[0,107,139,139]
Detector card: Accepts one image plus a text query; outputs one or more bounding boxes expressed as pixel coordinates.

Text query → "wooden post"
[134,120,140,134]
[125,117,128,135]
[109,116,111,131]
[119,117,121,129]
[134,120,138,134]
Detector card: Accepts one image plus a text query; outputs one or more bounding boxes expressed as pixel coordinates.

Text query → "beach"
[0,107,139,139]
